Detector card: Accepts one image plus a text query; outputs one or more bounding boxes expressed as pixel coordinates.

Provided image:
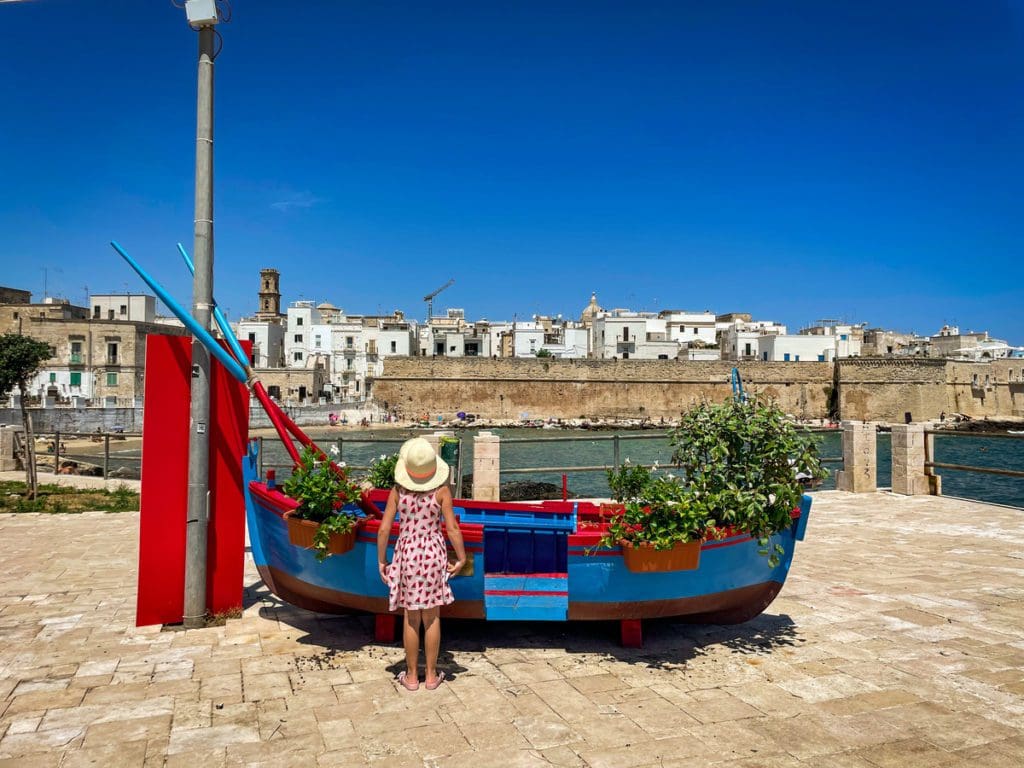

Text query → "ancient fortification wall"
[835,359,947,423]
[374,359,833,420]
[375,357,1023,422]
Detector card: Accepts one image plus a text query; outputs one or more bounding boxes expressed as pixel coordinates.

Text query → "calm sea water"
[262,428,1024,509]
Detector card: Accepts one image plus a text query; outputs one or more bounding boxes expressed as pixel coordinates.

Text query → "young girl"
[377,437,466,690]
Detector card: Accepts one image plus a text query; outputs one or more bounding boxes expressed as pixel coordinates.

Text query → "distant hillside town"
[1,273,1021,408]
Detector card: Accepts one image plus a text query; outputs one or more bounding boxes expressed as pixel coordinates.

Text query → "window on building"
[106,372,118,386]
[107,342,118,364]
[390,341,397,353]
[658,354,669,360]
[120,304,127,315]
[108,309,115,320]
[693,328,698,335]
[49,372,56,383]
[680,326,685,333]
[293,352,303,362]
[623,327,629,341]
[347,358,353,370]
[315,335,322,348]
[346,336,354,348]
[622,352,629,359]
[296,317,304,326]
[263,300,269,310]
[70,372,81,387]
[744,343,752,356]
[355,380,360,392]
[783,353,791,361]
[294,334,302,343]
[93,306,100,318]
[248,333,256,343]
[762,351,768,361]
[972,374,979,386]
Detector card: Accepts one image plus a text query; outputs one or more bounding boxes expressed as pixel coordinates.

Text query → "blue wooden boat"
[110,242,813,645]
[242,440,812,643]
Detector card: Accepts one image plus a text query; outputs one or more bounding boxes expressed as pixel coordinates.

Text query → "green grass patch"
[0,481,140,513]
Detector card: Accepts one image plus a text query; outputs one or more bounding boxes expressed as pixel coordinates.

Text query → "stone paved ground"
[1,491,1022,767]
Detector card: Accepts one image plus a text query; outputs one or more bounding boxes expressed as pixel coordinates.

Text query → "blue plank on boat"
[484,572,568,621]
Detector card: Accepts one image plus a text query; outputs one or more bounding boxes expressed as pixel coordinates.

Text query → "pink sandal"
[425,671,446,690]
[397,671,419,691]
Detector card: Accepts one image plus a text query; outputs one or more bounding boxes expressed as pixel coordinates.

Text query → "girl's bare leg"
[422,607,441,685]
[403,609,422,682]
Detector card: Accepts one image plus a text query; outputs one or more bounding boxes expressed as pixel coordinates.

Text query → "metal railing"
[259,429,844,497]
[924,429,1024,480]
[29,430,142,480]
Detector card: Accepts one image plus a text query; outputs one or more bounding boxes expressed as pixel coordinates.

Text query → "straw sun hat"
[394,437,449,492]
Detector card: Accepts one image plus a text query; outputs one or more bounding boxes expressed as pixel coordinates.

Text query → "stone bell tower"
[256,268,282,322]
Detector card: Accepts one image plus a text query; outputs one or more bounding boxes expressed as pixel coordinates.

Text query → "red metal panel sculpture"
[136,335,249,626]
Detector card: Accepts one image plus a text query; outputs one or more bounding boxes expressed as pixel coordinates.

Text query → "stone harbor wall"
[835,358,947,423]
[373,358,834,421]
[376,356,1024,423]
[0,406,143,433]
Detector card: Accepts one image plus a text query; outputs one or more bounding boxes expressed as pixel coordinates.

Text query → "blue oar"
[176,243,251,375]
[109,240,248,384]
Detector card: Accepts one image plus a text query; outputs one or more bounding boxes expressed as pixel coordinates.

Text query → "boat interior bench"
[456,500,576,620]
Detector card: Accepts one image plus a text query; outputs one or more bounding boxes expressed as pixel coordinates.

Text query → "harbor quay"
[1,492,1023,767]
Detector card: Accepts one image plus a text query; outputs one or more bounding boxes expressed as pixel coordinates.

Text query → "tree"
[0,334,52,498]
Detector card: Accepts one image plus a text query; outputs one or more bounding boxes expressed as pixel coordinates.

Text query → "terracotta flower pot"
[285,512,358,555]
[620,538,701,573]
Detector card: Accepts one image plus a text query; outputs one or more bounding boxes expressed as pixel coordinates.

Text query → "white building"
[659,310,717,346]
[89,294,155,323]
[718,317,787,361]
[758,334,833,362]
[236,319,285,368]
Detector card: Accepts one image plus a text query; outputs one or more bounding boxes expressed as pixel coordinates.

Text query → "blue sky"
[1,1,1022,341]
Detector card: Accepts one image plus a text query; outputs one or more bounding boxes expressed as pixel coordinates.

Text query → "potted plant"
[281,446,363,562]
[599,396,825,572]
[365,451,399,489]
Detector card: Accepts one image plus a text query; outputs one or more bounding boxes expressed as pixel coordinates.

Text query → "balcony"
[343,347,357,357]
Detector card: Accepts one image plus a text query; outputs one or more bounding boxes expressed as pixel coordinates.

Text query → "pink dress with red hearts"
[387,488,454,612]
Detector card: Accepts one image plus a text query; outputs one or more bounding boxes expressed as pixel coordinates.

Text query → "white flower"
[666,473,675,480]
[329,445,340,456]
[379,454,387,460]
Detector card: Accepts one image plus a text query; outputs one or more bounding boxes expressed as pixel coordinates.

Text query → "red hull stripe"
[486,573,567,580]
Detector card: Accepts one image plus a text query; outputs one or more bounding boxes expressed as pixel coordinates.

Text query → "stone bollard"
[0,425,24,472]
[890,424,931,495]
[472,431,501,501]
[835,420,877,493]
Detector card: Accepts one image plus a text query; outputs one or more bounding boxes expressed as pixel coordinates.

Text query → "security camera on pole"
[182,0,220,629]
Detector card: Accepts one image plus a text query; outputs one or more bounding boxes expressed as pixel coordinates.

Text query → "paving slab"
[1,491,1023,766]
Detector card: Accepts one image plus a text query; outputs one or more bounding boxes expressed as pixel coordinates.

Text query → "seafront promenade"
[1,491,1022,767]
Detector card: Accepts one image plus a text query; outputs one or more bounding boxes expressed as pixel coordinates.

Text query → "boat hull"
[243,444,810,625]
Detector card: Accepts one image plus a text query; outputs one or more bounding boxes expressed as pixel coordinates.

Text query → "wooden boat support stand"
[129,312,812,647]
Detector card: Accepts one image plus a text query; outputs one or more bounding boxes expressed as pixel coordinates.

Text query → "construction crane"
[423,278,455,321]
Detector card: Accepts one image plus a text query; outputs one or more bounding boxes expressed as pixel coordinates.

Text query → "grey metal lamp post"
[182,0,220,629]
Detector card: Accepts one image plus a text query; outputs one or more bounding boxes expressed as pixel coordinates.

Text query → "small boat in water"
[243,441,812,641]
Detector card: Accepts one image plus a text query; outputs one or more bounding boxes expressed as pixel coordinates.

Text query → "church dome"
[579,292,603,324]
